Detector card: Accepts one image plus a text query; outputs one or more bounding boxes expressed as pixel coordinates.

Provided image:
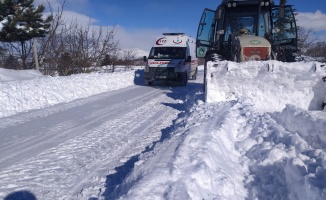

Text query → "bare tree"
[306,42,326,60]
[37,0,120,76]
[122,49,136,70]
[297,26,316,54]
[103,51,119,73]
[37,0,69,75]
[4,55,20,69]
[58,51,74,76]
[296,26,326,61]
[61,21,119,72]
[0,41,32,69]
[0,45,7,68]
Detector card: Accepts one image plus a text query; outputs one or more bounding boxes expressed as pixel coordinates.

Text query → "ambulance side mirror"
[143,56,147,62]
[186,56,191,62]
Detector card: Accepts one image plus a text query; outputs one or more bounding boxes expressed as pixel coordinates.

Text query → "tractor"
[196,0,298,63]
[196,0,298,96]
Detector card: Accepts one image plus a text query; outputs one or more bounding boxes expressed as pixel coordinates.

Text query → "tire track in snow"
[0,86,161,169]
[0,85,181,199]
[70,98,179,199]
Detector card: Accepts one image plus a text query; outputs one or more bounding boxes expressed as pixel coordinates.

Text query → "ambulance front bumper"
[144,67,177,80]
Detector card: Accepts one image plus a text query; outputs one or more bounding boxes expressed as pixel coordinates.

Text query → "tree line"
[297,27,326,61]
[276,0,326,61]
[0,0,139,76]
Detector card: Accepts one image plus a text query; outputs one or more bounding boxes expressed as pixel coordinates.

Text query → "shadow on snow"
[101,74,204,200]
[4,190,36,200]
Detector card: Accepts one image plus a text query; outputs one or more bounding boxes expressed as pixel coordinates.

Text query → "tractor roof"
[221,0,275,6]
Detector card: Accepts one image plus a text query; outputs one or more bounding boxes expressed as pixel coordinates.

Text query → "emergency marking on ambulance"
[143,33,199,86]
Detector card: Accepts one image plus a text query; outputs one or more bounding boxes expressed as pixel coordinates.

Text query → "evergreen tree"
[0,0,52,42]
[0,0,53,68]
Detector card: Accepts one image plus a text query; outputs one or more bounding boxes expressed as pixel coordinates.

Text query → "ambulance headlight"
[232,3,237,7]
[228,3,232,8]
[265,2,270,6]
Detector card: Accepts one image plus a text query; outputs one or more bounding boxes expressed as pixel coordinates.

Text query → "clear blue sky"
[63,0,326,33]
[40,0,326,51]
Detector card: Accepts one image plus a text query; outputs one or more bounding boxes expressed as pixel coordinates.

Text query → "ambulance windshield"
[148,47,186,59]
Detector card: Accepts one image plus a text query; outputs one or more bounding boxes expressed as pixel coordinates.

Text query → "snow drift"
[1,60,326,200]
[111,60,326,200]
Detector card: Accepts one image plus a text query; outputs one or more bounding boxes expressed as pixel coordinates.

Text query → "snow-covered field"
[0,67,136,118]
[0,60,326,200]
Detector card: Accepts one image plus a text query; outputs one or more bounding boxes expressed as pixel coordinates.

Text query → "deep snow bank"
[276,105,326,148]
[110,60,326,200]
[205,60,326,112]
[112,97,326,200]
[0,68,45,81]
[0,70,136,118]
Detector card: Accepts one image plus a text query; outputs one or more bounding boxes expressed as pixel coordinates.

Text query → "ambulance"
[143,33,198,86]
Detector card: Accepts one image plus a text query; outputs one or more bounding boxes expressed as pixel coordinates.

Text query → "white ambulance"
[143,33,198,86]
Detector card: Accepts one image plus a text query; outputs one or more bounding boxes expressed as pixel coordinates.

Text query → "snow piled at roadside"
[110,61,326,200]
[205,60,326,112]
[1,60,326,200]
[0,69,135,118]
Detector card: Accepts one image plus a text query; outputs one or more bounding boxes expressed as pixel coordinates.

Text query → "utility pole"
[33,37,39,71]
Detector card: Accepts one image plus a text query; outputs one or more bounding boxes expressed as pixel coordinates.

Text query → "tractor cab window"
[223,9,271,42]
[149,47,186,59]
[259,12,271,37]
[271,6,297,45]
[224,15,255,41]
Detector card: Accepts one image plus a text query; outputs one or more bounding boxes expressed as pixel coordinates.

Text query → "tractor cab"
[196,0,298,62]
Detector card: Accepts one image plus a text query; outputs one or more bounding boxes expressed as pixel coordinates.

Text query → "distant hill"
[133,48,149,58]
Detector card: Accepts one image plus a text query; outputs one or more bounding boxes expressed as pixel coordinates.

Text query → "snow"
[1,60,326,200]
[0,19,8,32]
[0,68,135,118]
